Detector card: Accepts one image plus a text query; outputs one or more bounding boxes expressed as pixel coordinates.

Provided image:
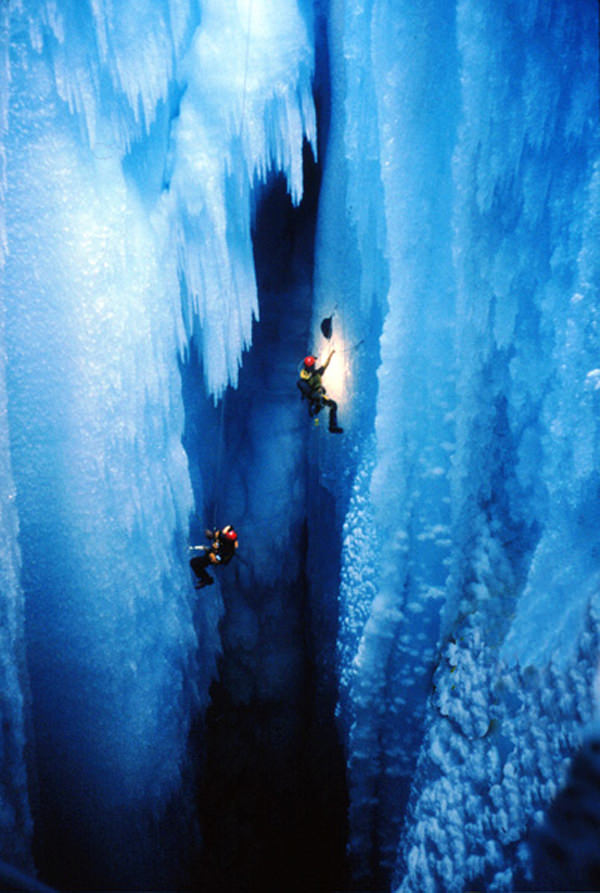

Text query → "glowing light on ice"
[315,336,349,407]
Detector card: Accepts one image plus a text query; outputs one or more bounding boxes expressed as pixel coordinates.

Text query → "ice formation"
[0,0,599,891]
[1,0,316,887]
[0,4,34,878]
[329,1,600,891]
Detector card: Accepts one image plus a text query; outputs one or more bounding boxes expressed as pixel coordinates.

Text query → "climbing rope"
[211,391,228,530]
[210,2,254,530]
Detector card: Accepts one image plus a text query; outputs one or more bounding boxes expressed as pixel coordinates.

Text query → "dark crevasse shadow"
[180,141,350,892]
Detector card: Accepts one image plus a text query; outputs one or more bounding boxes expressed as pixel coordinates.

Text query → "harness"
[299,366,324,395]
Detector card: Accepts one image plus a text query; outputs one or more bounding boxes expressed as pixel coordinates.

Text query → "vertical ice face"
[3,0,318,886]
[3,0,598,888]
[314,10,390,883]
[0,343,34,879]
[164,0,316,397]
[501,157,600,667]
[23,0,195,151]
[324,0,458,883]
[4,15,204,886]
[329,0,600,890]
[15,0,318,399]
[0,8,34,876]
[394,2,600,892]
[0,0,314,887]
[0,1,7,263]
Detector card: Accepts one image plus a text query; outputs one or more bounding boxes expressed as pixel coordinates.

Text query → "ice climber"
[189,525,239,589]
[297,351,343,433]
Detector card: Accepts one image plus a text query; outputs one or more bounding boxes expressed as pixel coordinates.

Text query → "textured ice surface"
[327,0,457,882]
[0,7,34,875]
[0,5,6,265]
[24,0,196,151]
[327,0,600,890]
[4,34,205,884]
[2,0,600,889]
[397,1,599,889]
[2,0,316,884]
[164,0,316,396]
[0,247,34,881]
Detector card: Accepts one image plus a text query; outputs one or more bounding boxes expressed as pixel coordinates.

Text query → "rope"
[211,392,227,529]
[209,2,254,530]
[338,289,348,406]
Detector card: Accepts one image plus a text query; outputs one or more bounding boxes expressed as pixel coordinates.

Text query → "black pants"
[190,554,214,587]
[309,395,339,430]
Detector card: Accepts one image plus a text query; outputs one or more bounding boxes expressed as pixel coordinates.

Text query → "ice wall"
[0,226,35,880]
[328,0,600,890]
[3,0,598,888]
[0,8,34,876]
[2,0,316,887]
[5,12,203,887]
[398,2,599,889]
[164,0,316,396]
[321,0,457,884]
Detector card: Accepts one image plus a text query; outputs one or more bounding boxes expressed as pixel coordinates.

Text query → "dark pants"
[309,395,340,431]
[190,554,214,588]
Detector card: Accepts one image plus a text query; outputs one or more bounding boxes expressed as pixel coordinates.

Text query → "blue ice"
[1,0,600,891]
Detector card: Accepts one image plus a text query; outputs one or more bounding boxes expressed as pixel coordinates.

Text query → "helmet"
[221,526,238,542]
[303,355,316,369]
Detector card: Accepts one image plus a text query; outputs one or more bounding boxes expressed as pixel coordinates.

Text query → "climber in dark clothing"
[297,351,343,433]
[189,525,239,589]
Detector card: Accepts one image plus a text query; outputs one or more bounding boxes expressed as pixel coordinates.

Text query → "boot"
[328,405,343,434]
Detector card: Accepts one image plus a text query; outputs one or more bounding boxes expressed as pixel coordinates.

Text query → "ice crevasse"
[1,0,600,892]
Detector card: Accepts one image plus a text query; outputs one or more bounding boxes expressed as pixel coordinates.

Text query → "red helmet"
[222,526,237,542]
[304,355,316,369]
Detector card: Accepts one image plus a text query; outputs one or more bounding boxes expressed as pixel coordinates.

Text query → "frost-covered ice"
[4,11,206,884]
[324,0,600,890]
[1,0,600,890]
[164,0,316,396]
[326,0,457,882]
[0,6,34,876]
[2,0,316,886]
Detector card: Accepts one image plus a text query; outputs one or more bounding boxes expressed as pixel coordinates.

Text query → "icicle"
[166,0,316,399]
